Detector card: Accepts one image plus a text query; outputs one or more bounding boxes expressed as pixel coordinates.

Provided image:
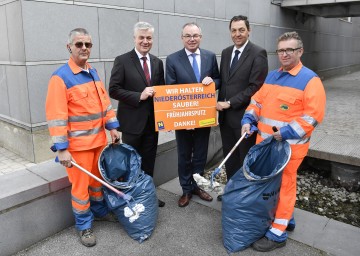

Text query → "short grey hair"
[277,31,304,48]
[181,22,202,35]
[134,22,154,36]
[67,28,91,44]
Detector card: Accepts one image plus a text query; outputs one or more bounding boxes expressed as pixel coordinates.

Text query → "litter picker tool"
[53,154,136,216]
[211,132,247,187]
[70,160,137,216]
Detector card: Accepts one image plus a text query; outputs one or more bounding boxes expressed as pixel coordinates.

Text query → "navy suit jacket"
[165,48,220,87]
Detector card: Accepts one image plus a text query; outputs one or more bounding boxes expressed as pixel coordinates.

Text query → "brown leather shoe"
[178,193,192,207]
[192,188,213,202]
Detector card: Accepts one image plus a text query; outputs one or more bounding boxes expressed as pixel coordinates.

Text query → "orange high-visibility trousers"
[269,157,303,236]
[65,145,108,230]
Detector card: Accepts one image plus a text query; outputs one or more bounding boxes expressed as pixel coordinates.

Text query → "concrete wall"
[0,161,73,256]
[0,126,221,256]
[0,0,360,162]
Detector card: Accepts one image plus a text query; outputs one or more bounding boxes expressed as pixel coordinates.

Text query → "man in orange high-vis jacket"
[45,28,120,247]
[241,31,326,252]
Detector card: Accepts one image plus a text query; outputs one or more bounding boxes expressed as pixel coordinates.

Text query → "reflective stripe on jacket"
[243,62,326,159]
[46,58,119,151]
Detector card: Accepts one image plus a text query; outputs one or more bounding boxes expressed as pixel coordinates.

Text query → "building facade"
[0,0,359,162]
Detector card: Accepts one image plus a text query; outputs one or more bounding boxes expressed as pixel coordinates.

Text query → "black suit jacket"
[218,41,268,128]
[109,49,165,134]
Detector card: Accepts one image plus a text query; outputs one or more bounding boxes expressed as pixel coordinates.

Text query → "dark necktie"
[230,50,240,73]
[191,53,201,83]
[141,56,151,86]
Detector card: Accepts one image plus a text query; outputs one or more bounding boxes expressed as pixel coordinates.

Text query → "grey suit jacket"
[218,41,268,128]
[109,49,165,134]
[165,48,220,88]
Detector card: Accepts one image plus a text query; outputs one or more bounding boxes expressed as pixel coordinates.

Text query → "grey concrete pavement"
[13,178,360,256]
[0,147,36,176]
[308,71,360,166]
[14,188,327,256]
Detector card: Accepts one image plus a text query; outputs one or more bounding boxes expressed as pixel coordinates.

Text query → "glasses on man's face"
[73,42,93,49]
[182,34,202,40]
[276,47,301,55]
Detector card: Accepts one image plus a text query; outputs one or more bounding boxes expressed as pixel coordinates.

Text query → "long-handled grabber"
[69,160,136,216]
[210,132,247,187]
[53,153,136,216]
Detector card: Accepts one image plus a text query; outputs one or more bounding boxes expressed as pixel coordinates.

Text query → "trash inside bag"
[124,203,145,223]
[99,143,158,243]
[103,171,158,243]
[222,137,291,253]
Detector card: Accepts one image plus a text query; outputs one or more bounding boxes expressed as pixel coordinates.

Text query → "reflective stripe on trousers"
[270,157,303,235]
[65,146,109,230]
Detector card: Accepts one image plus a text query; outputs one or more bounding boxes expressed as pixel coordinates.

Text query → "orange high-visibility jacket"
[46,58,119,151]
[242,62,326,159]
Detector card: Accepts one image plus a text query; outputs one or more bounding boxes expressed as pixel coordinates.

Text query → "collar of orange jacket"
[278,61,303,76]
[68,57,93,74]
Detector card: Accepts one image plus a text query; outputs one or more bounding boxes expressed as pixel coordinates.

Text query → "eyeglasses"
[276,47,301,55]
[73,42,93,49]
[182,34,202,40]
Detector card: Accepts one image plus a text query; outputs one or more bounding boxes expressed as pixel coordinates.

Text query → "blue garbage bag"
[222,136,291,253]
[99,144,158,243]
[99,143,142,189]
[102,172,158,243]
[101,144,135,181]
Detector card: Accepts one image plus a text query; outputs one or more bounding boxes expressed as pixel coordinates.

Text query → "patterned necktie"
[230,50,240,73]
[141,56,151,86]
[191,53,200,83]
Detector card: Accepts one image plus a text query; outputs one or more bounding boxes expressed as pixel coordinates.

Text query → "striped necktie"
[141,56,151,86]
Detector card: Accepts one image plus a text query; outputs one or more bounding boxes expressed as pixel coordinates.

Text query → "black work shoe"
[158,199,165,207]
[79,228,96,247]
[252,236,286,252]
[286,223,295,231]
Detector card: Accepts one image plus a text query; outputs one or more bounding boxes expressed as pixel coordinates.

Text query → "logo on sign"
[157,121,165,130]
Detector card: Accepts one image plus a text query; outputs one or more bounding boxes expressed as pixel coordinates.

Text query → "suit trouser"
[175,127,211,194]
[66,146,109,231]
[268,157,303,239]
[122,117,158,177]
[219,121,256,180]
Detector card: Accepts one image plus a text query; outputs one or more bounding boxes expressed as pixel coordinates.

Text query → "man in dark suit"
[109,21,165,207]
[166,22,220,207]
[216,15,268,200]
